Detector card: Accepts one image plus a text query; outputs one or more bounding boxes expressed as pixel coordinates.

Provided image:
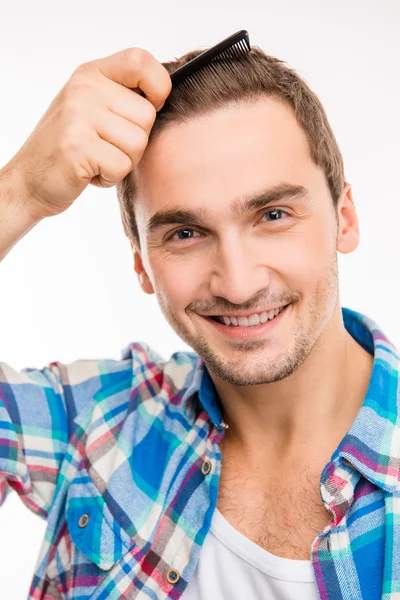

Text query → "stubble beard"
[155,254,339,387]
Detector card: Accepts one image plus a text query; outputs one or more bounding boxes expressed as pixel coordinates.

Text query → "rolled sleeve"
[0,361,69,518]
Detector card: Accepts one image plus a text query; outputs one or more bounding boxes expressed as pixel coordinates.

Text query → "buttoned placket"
[312,456,364,600]
[162,420,225,590]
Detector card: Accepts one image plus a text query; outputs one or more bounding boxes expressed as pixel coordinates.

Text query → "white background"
[0,0,399,597]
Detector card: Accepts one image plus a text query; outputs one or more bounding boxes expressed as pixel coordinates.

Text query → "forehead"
[134,97,323,218]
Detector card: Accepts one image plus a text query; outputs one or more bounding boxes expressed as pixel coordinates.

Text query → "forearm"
[0,162,42,262]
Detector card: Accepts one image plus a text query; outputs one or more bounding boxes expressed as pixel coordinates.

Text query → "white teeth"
[215,305,287,327]
[238,317,249,327]
[248,314,260,326]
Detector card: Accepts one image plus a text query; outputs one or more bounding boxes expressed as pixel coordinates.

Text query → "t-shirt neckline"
[211,508,315,583]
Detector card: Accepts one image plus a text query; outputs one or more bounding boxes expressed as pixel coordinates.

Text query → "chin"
[196,334,310,386]
[204,362,287,386]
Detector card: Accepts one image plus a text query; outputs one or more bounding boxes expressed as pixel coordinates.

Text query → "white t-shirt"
[183,508,319,599]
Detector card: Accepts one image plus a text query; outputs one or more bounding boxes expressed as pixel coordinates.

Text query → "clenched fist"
[8,47,172,220]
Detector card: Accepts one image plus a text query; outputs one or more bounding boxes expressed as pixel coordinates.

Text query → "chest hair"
[217,455,332,560]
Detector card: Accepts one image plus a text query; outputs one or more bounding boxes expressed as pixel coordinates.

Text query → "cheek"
[262,223,335,291]
[149,252,205,311]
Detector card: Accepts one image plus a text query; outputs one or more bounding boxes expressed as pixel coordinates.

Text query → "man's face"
[133,98,353,386]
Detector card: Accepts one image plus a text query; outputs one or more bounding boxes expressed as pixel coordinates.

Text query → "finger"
[99,80,157,136]
[92,108,149,168]
[93,173,115,188]
[89,48,172,110]
[86,136,134,188]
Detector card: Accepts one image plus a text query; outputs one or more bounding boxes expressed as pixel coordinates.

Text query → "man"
[0,40,397,600]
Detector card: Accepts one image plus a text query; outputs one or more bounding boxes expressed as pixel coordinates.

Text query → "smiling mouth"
[204,304,290,328]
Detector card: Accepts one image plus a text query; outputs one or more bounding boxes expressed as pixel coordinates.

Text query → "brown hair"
[116,46,345,247]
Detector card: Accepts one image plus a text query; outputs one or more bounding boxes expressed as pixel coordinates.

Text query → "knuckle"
[124,47,151,71]
[133,126,149,153]
[120,161,134,179]
[112,156,133,181]
[73,61,92,75]
[57,126,83,156]
[63,74,94,98]
[143,102,157,127]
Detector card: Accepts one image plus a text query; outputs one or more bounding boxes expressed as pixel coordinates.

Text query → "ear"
[336,182,360,255]
[131,241,155,295]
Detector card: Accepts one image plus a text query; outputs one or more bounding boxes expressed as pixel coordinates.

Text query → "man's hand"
[7,47,172,220]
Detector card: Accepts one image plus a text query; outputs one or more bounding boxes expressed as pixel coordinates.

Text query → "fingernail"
[156,101,165,112]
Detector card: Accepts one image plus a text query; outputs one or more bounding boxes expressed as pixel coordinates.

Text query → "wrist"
[0,161,43,261]
[0,160,44,226]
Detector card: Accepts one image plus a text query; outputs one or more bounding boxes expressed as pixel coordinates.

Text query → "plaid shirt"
[0,306,400,599]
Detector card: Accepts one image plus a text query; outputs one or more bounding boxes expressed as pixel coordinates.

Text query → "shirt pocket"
[65,460,136,571]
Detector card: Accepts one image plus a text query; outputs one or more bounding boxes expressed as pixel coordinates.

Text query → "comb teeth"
[170,30,251,89]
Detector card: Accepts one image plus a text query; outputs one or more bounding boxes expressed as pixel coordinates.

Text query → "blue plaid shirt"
[0,306,399,599]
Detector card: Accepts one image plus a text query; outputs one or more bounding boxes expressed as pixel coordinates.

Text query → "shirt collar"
[185,306,400,491]
[338,307,400,492]
[181,359,224,430]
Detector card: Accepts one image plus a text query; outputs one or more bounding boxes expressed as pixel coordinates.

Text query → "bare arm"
[0,48,172,263]
[0,162,42,262]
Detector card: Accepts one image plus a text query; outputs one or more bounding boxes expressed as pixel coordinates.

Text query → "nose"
[208,232,271,305]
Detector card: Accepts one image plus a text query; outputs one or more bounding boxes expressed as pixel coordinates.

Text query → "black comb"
[170,30,251,88]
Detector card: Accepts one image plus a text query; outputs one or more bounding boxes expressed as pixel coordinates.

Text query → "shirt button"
[166,568,180,584]
[327,537,331,552]
[78,514,90,528]
[201,460,212,475]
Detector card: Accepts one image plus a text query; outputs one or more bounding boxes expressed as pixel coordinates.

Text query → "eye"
[168,228,202,241]
[261,208,288,223]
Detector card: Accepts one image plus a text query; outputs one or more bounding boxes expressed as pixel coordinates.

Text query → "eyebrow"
[146,183,310,236]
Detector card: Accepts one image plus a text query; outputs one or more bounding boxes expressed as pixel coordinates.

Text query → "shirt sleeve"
[0,356,116,519]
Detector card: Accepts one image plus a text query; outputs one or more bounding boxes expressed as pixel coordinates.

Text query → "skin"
[131,97,374,469]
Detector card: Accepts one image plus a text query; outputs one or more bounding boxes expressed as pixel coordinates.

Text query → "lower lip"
[202,304,291,339]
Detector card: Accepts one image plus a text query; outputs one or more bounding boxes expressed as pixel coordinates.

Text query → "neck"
[212,305,374,466]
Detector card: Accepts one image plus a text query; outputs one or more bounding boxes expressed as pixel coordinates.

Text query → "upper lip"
[198,304,289,318]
